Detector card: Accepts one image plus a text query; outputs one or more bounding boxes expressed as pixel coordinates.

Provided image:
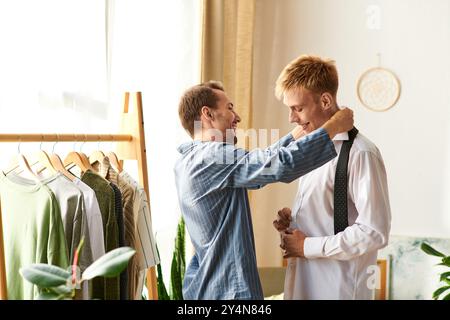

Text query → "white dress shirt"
[284,132,391,300]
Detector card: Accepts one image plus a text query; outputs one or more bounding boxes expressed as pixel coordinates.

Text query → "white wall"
[252,0,450,266]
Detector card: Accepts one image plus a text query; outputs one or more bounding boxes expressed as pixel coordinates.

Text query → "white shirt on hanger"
[284,132,391,300]
[73,177,106,261]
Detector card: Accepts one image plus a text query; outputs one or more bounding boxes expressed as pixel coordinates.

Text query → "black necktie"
[334,127,359,234]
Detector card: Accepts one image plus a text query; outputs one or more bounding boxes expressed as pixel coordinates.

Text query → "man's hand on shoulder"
[322,107,354,139]
[290,126,308,140]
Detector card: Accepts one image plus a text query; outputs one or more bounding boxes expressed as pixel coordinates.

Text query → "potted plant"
[20,238,135,300]
[156,216,186,300]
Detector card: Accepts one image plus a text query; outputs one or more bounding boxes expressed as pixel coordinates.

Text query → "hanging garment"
[7,172,95,300]
[0,172,69,300]
[110,182,128,300]
[72,177,106,299]
[95,157,138,300]
[72,177,106,261]
[119,171,159,300]
[7,172,93,272]
[81,169,119,300]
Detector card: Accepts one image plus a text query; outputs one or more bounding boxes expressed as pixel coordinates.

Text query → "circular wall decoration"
[357,67,401,112]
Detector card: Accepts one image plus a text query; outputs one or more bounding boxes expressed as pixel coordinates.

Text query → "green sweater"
[0,172,69,300]
[81,170,119,300]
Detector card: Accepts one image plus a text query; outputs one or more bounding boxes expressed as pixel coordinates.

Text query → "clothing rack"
[0,92,158,300]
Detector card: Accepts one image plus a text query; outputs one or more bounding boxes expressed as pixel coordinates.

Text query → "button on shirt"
[174,128,337,299]
[284,132,391,300]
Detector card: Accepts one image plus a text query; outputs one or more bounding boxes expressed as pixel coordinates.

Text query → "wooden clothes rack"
[0,92,158,300]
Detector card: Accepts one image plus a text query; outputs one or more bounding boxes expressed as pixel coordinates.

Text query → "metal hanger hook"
[98,135,102,151]
[80,134,87,152]
[52,134,59,154]
[110,134,114,152]
[39,135,44,151]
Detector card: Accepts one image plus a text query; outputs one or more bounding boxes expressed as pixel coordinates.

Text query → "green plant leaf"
[178,217,186,280]
[169,216,185,300]
[432,286,450,299]
[49,285,73,296]
[170,251,182,300]
[81,247,135,281]
[438,260,450,267]
[442,292,450,300]
[421,242,445,257]
[440,272,450,282]
[20,264,70,288]
[36,291,63,300]
[442,256,450,266]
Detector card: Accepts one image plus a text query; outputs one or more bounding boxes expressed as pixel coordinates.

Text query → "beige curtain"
[200,0,256,137]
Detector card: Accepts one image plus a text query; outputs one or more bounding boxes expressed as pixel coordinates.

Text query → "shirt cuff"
[314,127,331,141]
[303,236,326,259]
[280,133,295,146]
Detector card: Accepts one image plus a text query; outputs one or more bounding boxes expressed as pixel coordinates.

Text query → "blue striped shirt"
[174,128,337,299]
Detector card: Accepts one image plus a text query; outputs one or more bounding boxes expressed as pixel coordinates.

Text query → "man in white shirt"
[273,55,391,300]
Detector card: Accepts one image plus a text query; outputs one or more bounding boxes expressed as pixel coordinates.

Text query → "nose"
[234,112,241,123]
[289,110,299,123]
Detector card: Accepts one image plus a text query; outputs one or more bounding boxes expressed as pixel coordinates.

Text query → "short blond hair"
[275,54,338,100]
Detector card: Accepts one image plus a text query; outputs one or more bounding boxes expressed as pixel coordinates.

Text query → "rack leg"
[0,201,8,300]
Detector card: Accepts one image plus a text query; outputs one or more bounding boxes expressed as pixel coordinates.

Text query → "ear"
[320,92,333,110]
[201,106,214,121]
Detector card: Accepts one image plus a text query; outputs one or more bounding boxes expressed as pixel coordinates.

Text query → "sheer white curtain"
[109,0,201,289]
[0,0,109,133]
[0,0,110,168]
[0,0,201,289]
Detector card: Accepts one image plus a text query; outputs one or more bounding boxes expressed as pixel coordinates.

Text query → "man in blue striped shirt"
[175,81,353,299]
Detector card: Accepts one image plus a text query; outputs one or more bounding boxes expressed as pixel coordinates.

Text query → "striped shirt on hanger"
[119,170,159,299]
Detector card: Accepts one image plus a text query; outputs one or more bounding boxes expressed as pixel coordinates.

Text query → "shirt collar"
[333,132,349,141]
[177,141,199,154]
[177,139,229,154]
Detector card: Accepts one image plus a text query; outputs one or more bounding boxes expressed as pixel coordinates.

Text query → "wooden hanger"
[79,135,94,171]
[44,135,76,181]
[3,148,40,183]
[64,151,91,173]
[107,151,123,173]
[89,150,106,165]
[29,150,58,176]
[78,152,93,170]
[50,153,77,181]
[64,135,94,173]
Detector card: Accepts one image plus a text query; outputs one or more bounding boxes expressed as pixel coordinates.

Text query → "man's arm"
[320,108,354,140]
[283,150,391,260]
[289,107,353,141]
[209,108,353,190]
[213,127,336,189]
